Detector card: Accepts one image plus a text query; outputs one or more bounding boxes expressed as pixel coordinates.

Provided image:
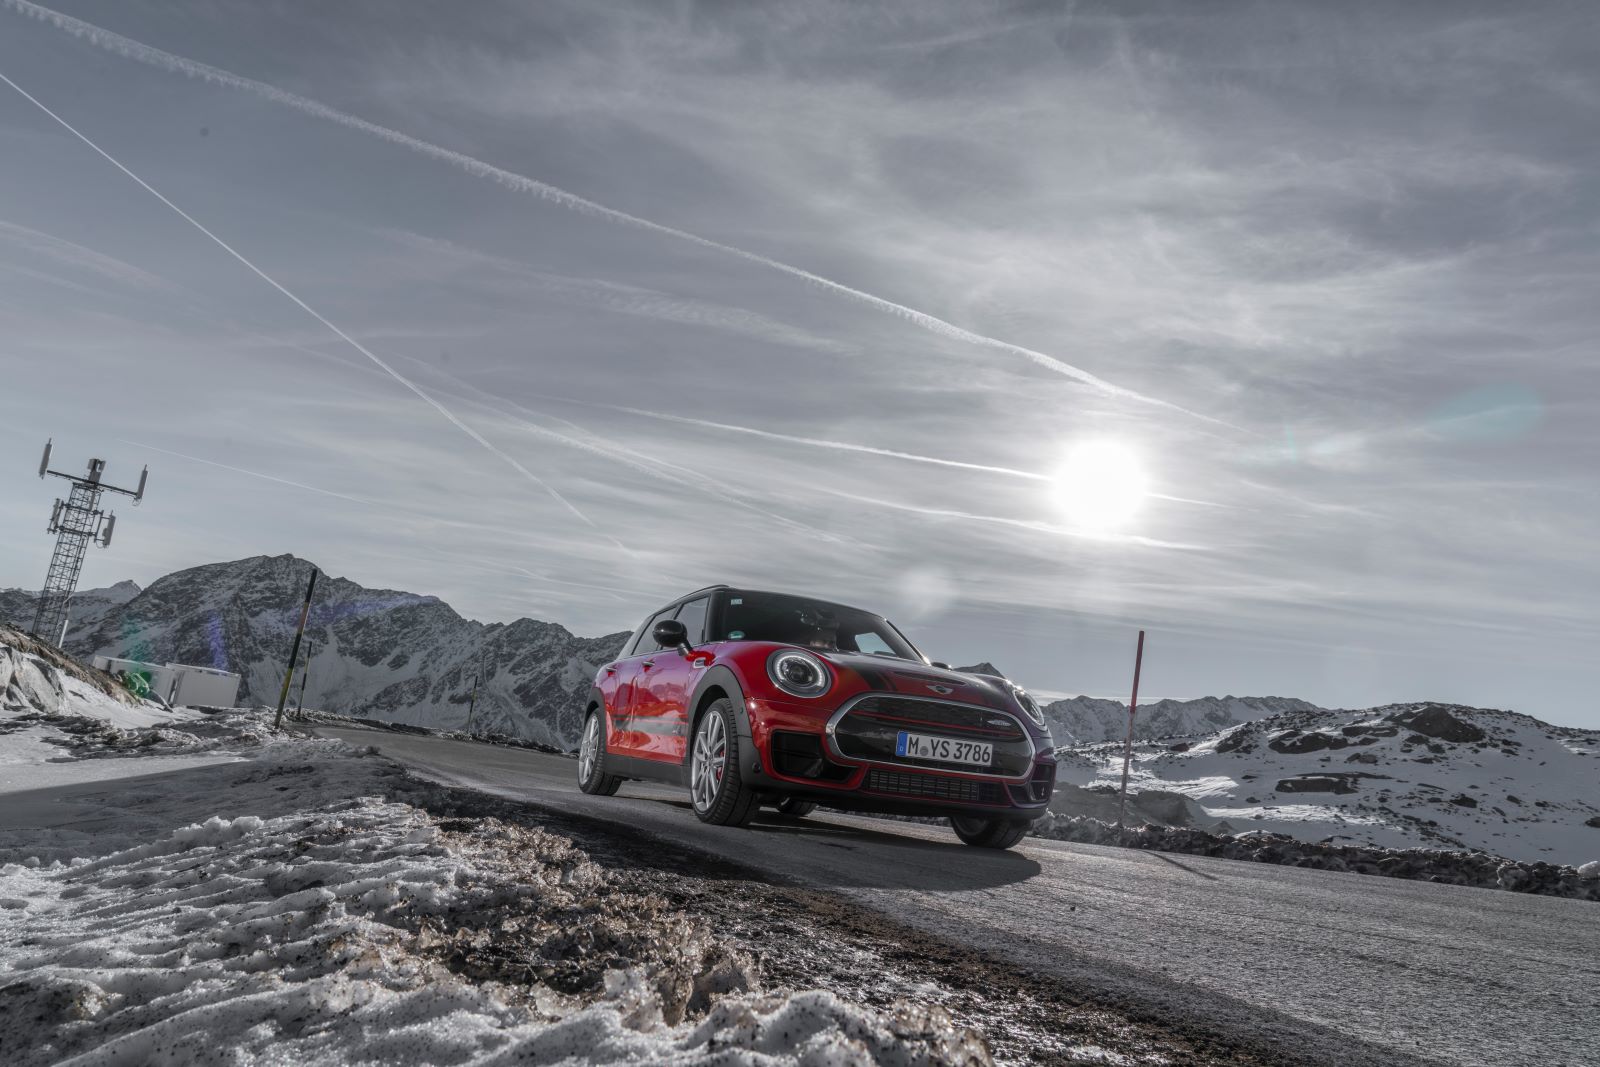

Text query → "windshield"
[714,591,921,661]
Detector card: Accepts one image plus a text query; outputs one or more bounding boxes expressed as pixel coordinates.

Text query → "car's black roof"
[670,585,881,617]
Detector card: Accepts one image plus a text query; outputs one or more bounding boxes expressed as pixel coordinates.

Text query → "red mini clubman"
[576,586,1056,848]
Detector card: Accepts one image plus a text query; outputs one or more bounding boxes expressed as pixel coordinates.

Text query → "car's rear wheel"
[577,709,622,796]
[689,698,758,826]
[774,796,817,818]
[949,816,1029,849]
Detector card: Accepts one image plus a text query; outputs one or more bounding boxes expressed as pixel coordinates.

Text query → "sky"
[1,0,1596,726]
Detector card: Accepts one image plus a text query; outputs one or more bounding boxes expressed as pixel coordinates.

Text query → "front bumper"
[740,695,1056,819]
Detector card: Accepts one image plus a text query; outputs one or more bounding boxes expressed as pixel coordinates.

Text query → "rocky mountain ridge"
[1,580,142,641]
[22,556,627,750]
[1041,693,1324,744]
[1055,701,1600,864]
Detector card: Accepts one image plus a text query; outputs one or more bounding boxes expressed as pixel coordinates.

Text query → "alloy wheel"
[691,709,727,813]
[578,713,600,784]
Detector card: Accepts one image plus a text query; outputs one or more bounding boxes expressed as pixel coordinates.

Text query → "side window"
[673,598,709,645]
[628,608,676,656]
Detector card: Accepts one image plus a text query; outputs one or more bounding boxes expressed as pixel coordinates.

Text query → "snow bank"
[1,633,990,1066]
[2,796,986,1067]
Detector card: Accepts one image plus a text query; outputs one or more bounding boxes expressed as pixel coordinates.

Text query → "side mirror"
[652,619,690,654]
[931,661,952,670]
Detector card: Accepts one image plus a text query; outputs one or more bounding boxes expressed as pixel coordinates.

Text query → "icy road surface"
[318,726,1599,1067]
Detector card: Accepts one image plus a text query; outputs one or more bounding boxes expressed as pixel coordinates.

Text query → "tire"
[949,816,1030,849]
[774,796,817,818]
[577,709,623,796]
[689,698,759,827]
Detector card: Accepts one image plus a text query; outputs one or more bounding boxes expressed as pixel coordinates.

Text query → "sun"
[1052,440,1150,533]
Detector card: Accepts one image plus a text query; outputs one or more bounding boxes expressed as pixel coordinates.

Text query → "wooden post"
[1115,629,1146,845]
[273,568,318,731]
[295,652,310,720]
[464,651,482,736]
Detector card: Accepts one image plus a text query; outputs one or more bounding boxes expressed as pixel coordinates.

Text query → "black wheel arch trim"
[686,664,752,744]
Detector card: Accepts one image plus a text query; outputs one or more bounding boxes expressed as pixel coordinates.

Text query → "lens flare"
[1052,440,1150,533]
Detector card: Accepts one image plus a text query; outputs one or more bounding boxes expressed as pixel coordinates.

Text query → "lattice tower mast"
[30,439,148,645]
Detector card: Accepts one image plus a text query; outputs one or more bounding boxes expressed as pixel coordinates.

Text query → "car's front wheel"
[689,699,758,826]
[577,709,622,796]
[949,816,1029,849]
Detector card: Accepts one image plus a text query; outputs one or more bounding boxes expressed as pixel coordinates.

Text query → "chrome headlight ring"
[767,648,832,699]
[1005,681,1047,727]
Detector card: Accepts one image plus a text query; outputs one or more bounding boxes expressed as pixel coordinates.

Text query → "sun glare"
[1052,440,1150,534]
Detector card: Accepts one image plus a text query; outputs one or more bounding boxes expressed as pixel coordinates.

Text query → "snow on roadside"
[3,791,984,1066]
[2,637,990,1067]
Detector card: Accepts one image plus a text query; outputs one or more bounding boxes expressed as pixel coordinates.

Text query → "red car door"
[603,607,673,758]
[596,654,641,755]
[631,596,708,762]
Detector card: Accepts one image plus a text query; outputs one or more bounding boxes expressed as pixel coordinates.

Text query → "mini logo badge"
[926,684,954,695]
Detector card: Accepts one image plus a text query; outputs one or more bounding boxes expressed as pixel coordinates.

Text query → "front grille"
[833,696,1034,778]
[865,769,1005,805]
[846,696,1025,740]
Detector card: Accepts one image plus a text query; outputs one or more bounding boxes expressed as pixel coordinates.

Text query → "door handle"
[642,660,655,669]
[604,665,616,676]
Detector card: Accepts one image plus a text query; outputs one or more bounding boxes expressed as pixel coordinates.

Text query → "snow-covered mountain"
[1057,702,1600,864]
[1043,693,1321,743]
[1,580,142,639]
[61,555,627,750]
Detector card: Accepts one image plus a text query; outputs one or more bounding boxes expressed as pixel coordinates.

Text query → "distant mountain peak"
[62,554,629,750]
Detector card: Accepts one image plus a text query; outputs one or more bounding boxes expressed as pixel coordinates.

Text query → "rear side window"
[674,597,709,645]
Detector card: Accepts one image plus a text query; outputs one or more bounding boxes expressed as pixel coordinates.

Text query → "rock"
[1217,728,1255,754]
[1277,774,1361,796]
[1346,752,1381,765]
[1268,730,1349,754]
[1388,705,1487,743]
[1449,794,1478,808]
[1586,816,1600,829]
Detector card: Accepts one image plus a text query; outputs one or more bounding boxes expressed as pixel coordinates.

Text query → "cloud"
[0,67,611,542]
[2,0,1238,429]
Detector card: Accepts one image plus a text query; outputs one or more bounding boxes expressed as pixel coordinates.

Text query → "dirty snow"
[0,635,990,1067]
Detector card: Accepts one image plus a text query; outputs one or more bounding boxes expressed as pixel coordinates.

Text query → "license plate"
[895,731,993,767]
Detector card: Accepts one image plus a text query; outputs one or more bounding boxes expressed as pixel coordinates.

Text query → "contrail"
[0,68,611,544]
[399,356,862,546]
[3,0,1236,430]
[586,400,1053,480]
[813,485,1207,551]
[560,397,1245,510]
[117,439,378,506]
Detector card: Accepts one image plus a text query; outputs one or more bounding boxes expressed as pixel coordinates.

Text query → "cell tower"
[30,440,148,646]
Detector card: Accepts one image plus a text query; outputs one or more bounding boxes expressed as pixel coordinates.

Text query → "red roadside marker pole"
[1115,629,1146,845]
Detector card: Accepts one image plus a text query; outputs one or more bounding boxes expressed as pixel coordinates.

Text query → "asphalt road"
[317,726,1600,1067]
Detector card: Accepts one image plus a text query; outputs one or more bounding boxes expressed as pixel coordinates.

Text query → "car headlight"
[768,648,832,699]
[1006,681,1047,727]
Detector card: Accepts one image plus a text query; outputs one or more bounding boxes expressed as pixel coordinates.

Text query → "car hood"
[816,651,1013,708]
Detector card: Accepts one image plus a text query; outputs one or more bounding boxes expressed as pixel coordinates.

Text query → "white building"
[92,656,241,708]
